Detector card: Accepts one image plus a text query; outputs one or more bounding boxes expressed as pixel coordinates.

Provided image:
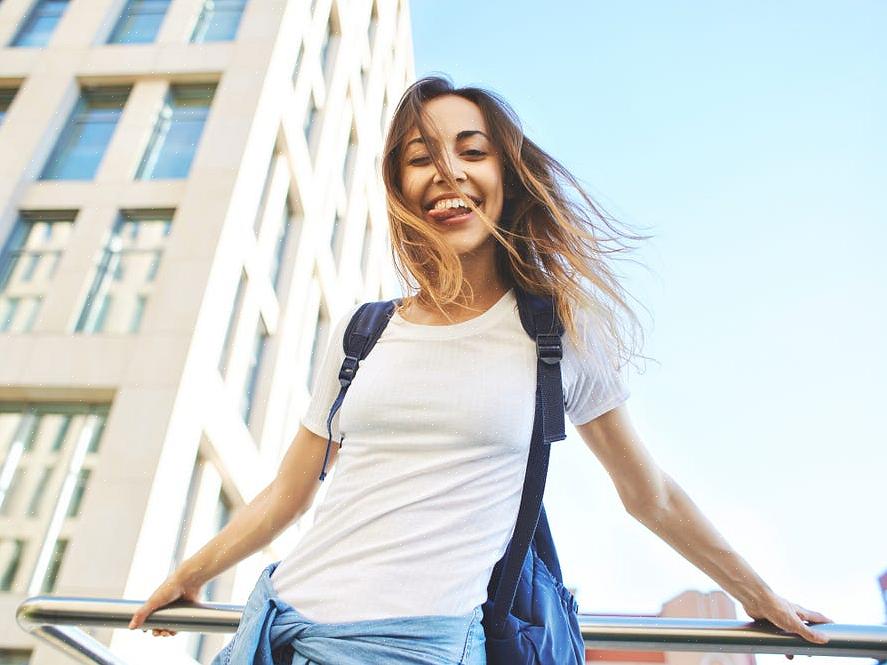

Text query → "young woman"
[128,75,832,664]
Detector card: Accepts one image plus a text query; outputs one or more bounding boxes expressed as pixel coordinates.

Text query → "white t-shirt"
[270,287,629,622]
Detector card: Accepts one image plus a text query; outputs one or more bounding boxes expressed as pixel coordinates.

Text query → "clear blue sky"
[408,3,886,663]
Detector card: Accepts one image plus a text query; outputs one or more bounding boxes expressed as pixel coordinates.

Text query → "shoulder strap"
[487,284,567,635]
[318,299,400,480]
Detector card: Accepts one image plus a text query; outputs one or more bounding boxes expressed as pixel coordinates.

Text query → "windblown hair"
[382,74,649,370]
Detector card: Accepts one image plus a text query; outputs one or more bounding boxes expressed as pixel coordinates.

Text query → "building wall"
[0,0,413,662]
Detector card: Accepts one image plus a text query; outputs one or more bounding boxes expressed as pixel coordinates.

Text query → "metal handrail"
[17,595,887,663]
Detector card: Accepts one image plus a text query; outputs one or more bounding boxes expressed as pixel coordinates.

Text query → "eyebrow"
[405,130,490,149]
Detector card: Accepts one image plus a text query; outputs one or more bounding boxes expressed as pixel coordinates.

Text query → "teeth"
[433,198,474,210]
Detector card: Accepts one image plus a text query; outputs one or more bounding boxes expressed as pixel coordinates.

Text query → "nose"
[432,151,466,184]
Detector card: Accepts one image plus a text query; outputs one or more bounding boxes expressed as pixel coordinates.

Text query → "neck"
[412,242,510,320]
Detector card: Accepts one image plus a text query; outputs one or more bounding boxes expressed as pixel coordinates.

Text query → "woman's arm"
[575,404,832,645]
[130,424,339,632]
[177,424,338,587]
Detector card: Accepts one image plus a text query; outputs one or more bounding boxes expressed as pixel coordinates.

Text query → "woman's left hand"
[742,590,833,660]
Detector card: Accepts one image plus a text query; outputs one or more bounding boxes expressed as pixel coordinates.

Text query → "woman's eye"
[407,151,485,167]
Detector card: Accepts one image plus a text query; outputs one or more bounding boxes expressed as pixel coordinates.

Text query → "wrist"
[734,581,776,614]
[176,558,210,588]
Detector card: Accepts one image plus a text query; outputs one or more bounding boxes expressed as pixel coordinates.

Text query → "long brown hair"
[382,75,649,369]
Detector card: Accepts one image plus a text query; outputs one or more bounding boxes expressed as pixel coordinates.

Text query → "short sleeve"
[300,303,362,442]
[561,309,630,426]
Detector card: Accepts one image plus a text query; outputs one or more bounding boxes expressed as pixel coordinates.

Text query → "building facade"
[0,0,413,662]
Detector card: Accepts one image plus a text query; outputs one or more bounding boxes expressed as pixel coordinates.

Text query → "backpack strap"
[487,285,567,636]
[318,299,400,481]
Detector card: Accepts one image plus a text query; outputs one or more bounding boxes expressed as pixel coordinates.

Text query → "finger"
[797,623,830,644]
[805,611,834,624]
[796,606,833,624]
[785,654,794,660]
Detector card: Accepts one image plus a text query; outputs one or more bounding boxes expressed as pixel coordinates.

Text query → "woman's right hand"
[128,569,204,637]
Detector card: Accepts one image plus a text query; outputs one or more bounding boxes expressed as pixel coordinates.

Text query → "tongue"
[428,206,470,221]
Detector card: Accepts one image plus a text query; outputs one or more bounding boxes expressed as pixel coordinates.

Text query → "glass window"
[0,211,75,333]
[179,465,232,661]
[0,540,25,591]
[0,405,107,595]
[330,210,344,262]
[270,197,296,294]
[380,90,390,138]
[75,210,172,334]
[218,270,246,375]
[252,151,278,235]
[107,0,171,44]
[190,0,247,43]
[360,215,372,279]
[11,0,69,47]
[291,42,303,86]
[240,319,268,424]
[303,94,318,147]
[40,538,67,593]
[320,12,340,82]
[367,0,378,51]
[136,84,215,179]
[0,88,18,125]
[307,302,329,391]
[0,648,32,664]
[343,117,358,192]
[41,87,130,180]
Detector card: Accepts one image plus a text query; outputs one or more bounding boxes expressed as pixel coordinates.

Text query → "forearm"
[629,473,774,609]
[177,480,304,587]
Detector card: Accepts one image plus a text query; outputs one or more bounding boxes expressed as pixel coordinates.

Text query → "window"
[307,303,329,391]
[218,270,246,375]
[0,211,75,333]
[270,197,297,294]
[319,11,341,83]
[360,215,372,279]
[380,90,390,138]
[190,0,247,43]
[330,209,344,264]
[11,0,69,47]
[0,403,107,595]
[188,492,232,660]
[107,0,171,44]
[343,117,358,193]
[75,210,172,334]
[240,319,268,424]
[291,42,303,86]
[252,150,278,235]
[367,1,379,52]
[41,87,130,180]
[0,648,32,664]
[303,93,318,148]
[0,88,18,125]
[175,460,232,660]
[136,84,215,179]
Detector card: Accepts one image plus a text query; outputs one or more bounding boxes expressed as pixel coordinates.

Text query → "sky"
[407,2,886,664]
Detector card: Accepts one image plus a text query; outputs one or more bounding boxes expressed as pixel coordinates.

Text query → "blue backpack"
[317,285,585,664]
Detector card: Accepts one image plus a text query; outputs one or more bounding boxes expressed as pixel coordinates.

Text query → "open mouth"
[423,195,483,212]
[425,199,482,225]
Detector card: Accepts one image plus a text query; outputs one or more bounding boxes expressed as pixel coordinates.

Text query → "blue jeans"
[211,560,486,665]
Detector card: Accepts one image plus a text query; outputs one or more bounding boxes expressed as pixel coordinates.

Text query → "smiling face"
[398,94,506,257]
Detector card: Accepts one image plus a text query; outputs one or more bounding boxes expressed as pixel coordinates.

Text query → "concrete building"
[0,0,413,662]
